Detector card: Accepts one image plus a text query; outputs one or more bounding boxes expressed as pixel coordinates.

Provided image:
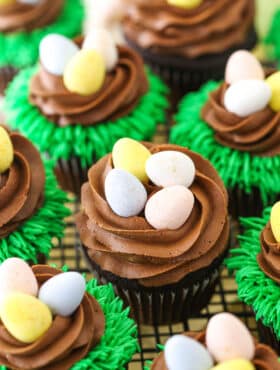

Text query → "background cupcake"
[0,258,138,369]
[76,139,229,325]
[0,126,69,263]
[226,202,280,354]
[4,29,168,195]
[171,50,280,218]
[123,0,257,98]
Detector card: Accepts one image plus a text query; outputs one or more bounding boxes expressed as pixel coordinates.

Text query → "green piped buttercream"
[0,160,70,263]
[0,0,83,68]
[171,81,280,205]
[4,66,169,168]
[225,207,280,339]
[265,8,280,63]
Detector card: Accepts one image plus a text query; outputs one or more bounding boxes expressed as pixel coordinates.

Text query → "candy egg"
[224,80,271,117]
[0,258,38,305]
[225,50,264,84]
[164,335,214,370]
[210,359,255,370]
[39,272,86,317]
[83,28,118,71]
[91,0,126,25]
[63,49,105,96]
[146,150,195,188]
[112,138,151,183]
[270,201,280,242]
[167,0,203,9]
[0,293,52,343]
[0,0,15,4]
[105,169,147,217]
[206,313,255,363]
[266,71,280,112]
[18,0,40,4]
[0,126,13,174]
[145,186,194,230]
[40,34,79,76]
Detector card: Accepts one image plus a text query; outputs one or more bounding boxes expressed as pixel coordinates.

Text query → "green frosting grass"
[265,9,280,63]
[0,275,138,370]
[0,160,70,263]
[171,81,280,205]
[0,0,83,68]
[4,66,169,168]
[225,207,280,339]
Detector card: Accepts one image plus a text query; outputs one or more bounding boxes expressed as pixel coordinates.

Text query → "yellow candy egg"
[266,71,280,112]
[63,49,105,96]
[0,293,52,343]
[167,0,203,9]
[210,359,255,370]
[0,126,14,174]
[112,138,151,183]
[0,0,16,6]
[271,201,280,242]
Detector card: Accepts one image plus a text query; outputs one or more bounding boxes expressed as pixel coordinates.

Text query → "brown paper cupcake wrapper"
[257,320,280,355]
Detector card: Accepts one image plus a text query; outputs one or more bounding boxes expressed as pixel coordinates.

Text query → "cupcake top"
[76,139,229,287]
[29,30,148,127]
[0,0,63,33]
[123,0,255,58]
[0,258,104,370]
[0,126,45,239]
[150,313,280,370]
[201,50,280,156]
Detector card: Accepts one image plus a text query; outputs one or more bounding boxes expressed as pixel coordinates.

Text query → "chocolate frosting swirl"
[29,44,149,127]
[0,0,63,33]
[0,130,45,239]
[123,0,255,58]
[258,222,280,284]
[151,331,280,370]
[0,265,105,370]
[201,82,280,156]
[76,143,229,288]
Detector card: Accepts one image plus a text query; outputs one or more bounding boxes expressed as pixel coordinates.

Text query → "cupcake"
[226,201,280,354]
[76,139,229,325]
[171,50,280,219]
[0,258,138,369]
[0,126,69,263]
[4,29,169,195]
[147,313,280,370]
[123,0,257,97]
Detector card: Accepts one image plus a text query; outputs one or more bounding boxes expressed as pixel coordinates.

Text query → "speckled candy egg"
[0,126,14,173]
[206,313,255,363]
[164,335,214,370]
[210,359,255,370]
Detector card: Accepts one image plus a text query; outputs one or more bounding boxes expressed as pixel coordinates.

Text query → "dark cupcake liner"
[126,27,257,104]
[257,320,280,355]
[80,245,227,325]
[0,66,18,95]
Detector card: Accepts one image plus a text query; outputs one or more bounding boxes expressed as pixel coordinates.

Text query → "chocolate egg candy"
[39,272,86,317]
[63,49,105,96]
[210,359,255,370]
[224,80,271,117]
[0,293,52,343]
[40,34,79,76]
[270,201,280,242]
[206,313,255,363]
[83,28,118,71]
[225,50,264,85]
[145,186,194,230]
[146,150,195,188]
[0,258,38,305]
[112,138,151,183]
[165,335,214,370]
[105,169,147,217]
[166,0,203,9]
[266,71,280,112]
[0,126,13,173]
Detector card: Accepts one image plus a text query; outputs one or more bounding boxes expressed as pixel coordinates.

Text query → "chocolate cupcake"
[0,258,138,369]
[76,139,229,325]
[148,313,280,370]
[4,30,168,195]
[0,126,69,263]
[123,0,257,99]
